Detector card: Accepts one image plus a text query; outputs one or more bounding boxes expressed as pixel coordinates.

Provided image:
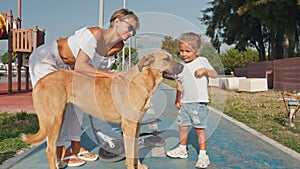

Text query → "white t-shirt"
[178,57,214,103]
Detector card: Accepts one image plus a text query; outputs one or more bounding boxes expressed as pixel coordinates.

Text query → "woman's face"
[116,18,138,41]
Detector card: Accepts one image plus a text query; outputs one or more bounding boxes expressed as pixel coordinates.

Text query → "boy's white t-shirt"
[178,56,214,103]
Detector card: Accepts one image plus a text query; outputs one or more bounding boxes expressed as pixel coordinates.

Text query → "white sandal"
[77,151,99,161]
[60,155,86,167]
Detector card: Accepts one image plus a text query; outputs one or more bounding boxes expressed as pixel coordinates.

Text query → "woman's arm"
[74,50,114,78]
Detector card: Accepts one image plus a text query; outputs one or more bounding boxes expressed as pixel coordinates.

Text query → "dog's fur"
[22,50,183,169]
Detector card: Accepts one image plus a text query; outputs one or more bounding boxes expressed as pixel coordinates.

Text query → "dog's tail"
[22,127,47,144]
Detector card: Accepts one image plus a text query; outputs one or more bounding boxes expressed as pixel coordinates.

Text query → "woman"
[29,8,139,167]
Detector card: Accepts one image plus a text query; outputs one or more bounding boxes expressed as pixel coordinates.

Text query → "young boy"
[166,32,218,168]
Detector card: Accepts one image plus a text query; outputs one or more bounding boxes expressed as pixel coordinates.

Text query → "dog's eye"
[164,57,170,62]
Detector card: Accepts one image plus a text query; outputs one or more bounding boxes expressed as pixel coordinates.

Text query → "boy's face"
[179,42,200,63]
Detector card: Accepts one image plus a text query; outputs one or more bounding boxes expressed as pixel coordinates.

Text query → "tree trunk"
[270,31,276,61]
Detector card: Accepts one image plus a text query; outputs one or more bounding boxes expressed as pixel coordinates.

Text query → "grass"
[1,79,300,165]
[223,89,300,152]
[0,112,39,164]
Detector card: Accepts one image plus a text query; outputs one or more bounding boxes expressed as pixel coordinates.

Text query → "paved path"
[1,84,300,169]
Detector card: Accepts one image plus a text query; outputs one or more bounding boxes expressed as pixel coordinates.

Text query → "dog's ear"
[138,55,155,72]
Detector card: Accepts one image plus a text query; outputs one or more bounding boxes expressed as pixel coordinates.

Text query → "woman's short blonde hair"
[109,8,140,29]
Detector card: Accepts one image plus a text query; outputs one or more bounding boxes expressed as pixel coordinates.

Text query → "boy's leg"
[166,126,189,158]
[179,126,189,146]
[195,128,210,168]
[195,128,206,151]
[166,104,190,159]
[193,103,210,168]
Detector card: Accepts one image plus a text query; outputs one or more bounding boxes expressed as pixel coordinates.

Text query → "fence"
[234,57,300,91]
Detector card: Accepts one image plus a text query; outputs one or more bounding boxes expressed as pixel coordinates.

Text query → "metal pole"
[122,48,125,70]
[17,0,22,91]
[128,39,131,68]
[123,0,126,8]
[121,0,126,70]
[122,0,132,69]
[99,0,104,27]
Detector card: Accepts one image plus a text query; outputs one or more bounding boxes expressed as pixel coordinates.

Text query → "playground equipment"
[281,92,300,127]
[0,7,45,93]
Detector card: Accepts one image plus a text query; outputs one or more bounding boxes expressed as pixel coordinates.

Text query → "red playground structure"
[0,1,45,94]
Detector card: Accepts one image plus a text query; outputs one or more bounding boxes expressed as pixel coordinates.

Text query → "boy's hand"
[194,68,207,78]
[175,100,182,109]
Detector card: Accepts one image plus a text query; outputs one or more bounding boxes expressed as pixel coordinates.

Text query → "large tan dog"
[23,50,183,169]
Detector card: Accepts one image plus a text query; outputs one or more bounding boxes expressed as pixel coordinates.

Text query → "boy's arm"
[195,68,218,78]
[175,81,182,109]
[206,69,218,78]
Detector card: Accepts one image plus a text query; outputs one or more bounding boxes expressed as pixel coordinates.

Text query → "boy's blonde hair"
[178,32,202,52]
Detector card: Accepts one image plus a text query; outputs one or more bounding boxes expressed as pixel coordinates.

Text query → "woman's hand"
[112,71,126,80]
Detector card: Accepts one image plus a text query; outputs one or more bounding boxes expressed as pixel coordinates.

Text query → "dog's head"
[137,50,183,76]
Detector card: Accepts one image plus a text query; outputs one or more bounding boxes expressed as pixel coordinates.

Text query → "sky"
[0,0,215,55]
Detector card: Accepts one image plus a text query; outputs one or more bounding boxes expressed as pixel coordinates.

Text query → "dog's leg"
[122,118,148,169]
[46,115,64,169]
[135,123,147,169]
[46,143,57,169]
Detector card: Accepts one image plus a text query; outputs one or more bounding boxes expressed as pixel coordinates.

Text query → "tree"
[161,36,181,61]
[1,52,17,64]
[200,0,300,61]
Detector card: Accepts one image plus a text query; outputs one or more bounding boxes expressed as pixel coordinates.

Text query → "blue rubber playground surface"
[2,84,300,169]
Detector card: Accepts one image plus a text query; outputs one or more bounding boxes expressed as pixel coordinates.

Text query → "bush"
[220,48,259,73]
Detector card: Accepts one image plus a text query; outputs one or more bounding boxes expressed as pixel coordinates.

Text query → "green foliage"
[0,52,17,64]
[201,42,224,74]
[0,112,39,164]
[113,47,139,70]
[161,36,181,61]
[220,47,259,73]
[200,0,300,61]
[294,49,300,57]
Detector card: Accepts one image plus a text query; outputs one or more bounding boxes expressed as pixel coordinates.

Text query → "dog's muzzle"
[163,63,184,80]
